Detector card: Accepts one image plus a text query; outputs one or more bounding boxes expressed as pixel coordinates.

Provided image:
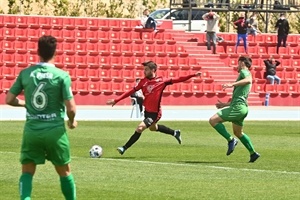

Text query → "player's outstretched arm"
[171,72,201,84]
[5,92,25,107]
[65,98,77,129]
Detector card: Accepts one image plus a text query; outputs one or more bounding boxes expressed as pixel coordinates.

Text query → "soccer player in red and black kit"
[107,61,201,155]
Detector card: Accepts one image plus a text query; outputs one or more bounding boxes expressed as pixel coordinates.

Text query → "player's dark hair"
[142,61,157,72]
[38,35,57,62]
[238,56,252,68]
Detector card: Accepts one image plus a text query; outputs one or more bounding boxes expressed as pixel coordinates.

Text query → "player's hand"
[222,83,233,90]
[106,99,116,106]
[195,72,202,77]
[216,100,225,109]
[68,120,77,129]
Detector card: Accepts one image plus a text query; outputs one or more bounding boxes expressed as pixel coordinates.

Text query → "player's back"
[20,63,71,130]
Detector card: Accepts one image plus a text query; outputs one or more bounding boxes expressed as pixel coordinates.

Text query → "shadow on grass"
[179,161,224,164]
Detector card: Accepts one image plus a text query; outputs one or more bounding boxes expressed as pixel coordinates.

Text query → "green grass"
[0,121,300,200]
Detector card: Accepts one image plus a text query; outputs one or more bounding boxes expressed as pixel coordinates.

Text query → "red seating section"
[1,15,300,106]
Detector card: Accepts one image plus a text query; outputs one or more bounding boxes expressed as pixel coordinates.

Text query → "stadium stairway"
[168,31,264,106]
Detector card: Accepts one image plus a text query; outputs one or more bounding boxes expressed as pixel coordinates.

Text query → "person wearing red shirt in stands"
[107,61,201,155]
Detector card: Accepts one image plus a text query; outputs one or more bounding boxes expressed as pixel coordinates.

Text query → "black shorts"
[143,111,161,127]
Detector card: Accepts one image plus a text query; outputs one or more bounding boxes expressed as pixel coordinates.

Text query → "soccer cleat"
[174,130,182,144]
[117,146,126,155]
[226,138,238,156]
[249,152,260,163]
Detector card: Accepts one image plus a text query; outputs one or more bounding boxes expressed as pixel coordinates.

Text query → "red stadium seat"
[99,55,110,69]
[62,30,76,42]
[16,16,30,28]
[109,20,121,31]
[99,69,112,81]
[75,55,88,68]
[191,83,203,94]
[75,42,87,55]
[64,55,76,68]
[27,16,40,29]
[86,30,99,43]
[286,83,300,95]
[3,41,16,53]
[15,41,28,54]
[132,44,145,56]
[87,69,101,81]
[15,28,28,41]
[63,17,75,30]
[88,81,101,94]
[144,44,156,57]
[75,18,88,30]
[74,81,89,94]
[111,69,123,82]
[3,15,16,28]
[109,31,121,43]
[62,42,76,55]
[50,29,64,42]
[3,53,15,67]
[2,67,16,80]
[180,83,192,94]
[75,69,89,81]
[87,18,102,30]
[100,82,113,94]
[15,54,28,68]
[39,17,52,29]
[75,30,87,42]
[86,42,99,56]
[121,44,133,56]
[122,56,134,69]
[122,69,135,82]
[110,56,123,69]
[51,17,63,29]
[1,80,15,92]
[110,43,122,56]
[111,83,124,94]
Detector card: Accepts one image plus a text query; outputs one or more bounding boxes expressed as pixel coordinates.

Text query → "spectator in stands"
[140,9,157,31]
[130,78,144,115]
[264,57,281,84]
[202,11,220,54]
[247,12,261,37]
[182,0,197,7]
[233,12,249,54]
[275,13,289,54]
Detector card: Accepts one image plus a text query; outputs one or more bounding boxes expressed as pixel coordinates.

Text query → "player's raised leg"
[149,123,181,144]
[117,121,147,155]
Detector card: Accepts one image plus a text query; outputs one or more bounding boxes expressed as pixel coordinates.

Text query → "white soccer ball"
[89,145,103,158]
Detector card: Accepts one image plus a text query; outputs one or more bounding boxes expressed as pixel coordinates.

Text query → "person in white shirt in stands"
[202,11,220,54]
[140,9,157,31]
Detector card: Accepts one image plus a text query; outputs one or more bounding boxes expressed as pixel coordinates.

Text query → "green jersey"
[9,63,73,130]
[230,69,251,106]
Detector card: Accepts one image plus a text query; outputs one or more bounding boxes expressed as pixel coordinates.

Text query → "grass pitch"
[0,121,300,199]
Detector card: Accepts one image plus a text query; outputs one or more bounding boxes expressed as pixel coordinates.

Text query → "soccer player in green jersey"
[209,56,260,163]
[5,35,77,200]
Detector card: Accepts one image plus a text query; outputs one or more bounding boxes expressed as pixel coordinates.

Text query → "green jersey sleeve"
[240,69,251,79]
[9,71,24,96]
[62,74,73,100]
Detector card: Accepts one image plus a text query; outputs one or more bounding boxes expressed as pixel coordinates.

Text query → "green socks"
[60,174,76,200]
[239,133,255,154]
[213,123,232,141]
[19,173,33,200]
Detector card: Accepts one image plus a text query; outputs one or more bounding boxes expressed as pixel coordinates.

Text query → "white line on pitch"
[1,151,299,175]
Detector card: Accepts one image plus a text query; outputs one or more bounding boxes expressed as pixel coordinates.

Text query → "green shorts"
[20,126,71,166]
[217,104,248,126]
